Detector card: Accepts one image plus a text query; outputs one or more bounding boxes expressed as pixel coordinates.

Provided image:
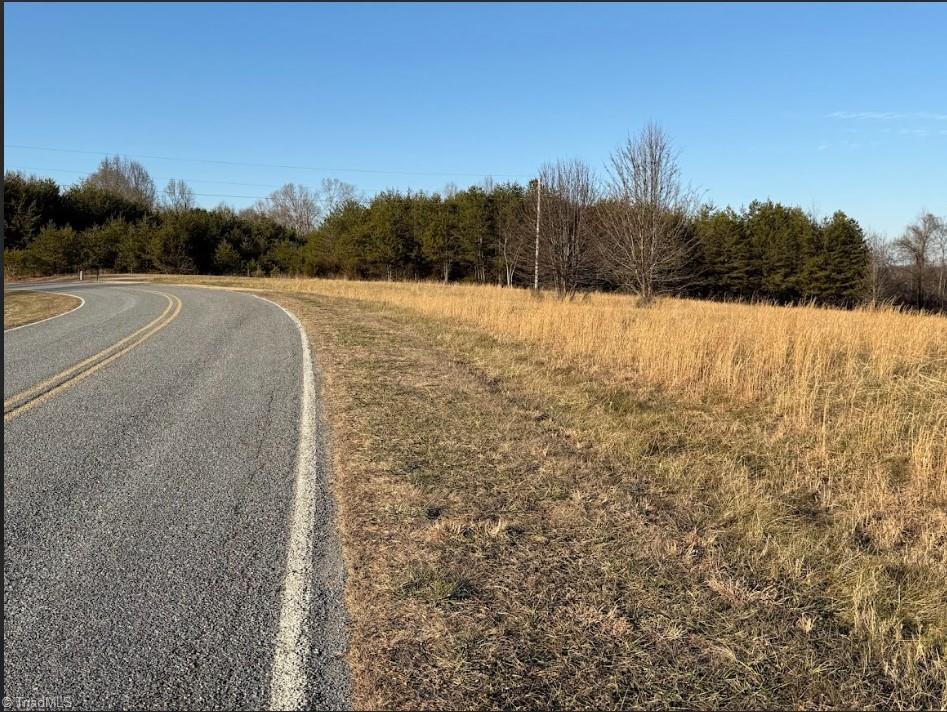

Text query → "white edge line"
[253,294,317,712]
[4,291,86,332]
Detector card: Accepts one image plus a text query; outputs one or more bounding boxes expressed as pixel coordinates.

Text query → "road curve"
[3,285,171,398]
[3,283,349,710]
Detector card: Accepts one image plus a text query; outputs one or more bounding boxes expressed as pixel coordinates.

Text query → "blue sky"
[5,2,946,236]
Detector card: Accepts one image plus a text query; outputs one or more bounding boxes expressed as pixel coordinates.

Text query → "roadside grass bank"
[3,290,82,330]
[144,275,946,707]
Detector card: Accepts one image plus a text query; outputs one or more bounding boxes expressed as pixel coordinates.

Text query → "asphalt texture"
[3,282,349,710]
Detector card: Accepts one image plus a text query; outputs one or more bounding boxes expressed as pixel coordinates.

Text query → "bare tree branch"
[599,123,696,303]
[162,178,195,212]
[894,212,944,307]
[866,231,893,308]
[255,183,321,235]
[318,178,360,216]
[84,155,157,208]
[536,159,599,297]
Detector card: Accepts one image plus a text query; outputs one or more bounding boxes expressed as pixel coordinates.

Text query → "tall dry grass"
[175,274,946,508]
[271,278,946,493]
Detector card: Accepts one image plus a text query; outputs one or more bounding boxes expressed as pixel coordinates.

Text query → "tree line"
[4,126,945,309]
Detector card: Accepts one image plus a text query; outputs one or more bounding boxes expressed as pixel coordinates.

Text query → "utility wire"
[4,143,533,179]
[7,165,277,191]
[5,166,267,199]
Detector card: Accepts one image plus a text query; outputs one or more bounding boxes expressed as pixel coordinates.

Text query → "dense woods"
[4,136,945,310]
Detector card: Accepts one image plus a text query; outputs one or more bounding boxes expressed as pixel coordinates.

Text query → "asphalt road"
[3,282,349,710]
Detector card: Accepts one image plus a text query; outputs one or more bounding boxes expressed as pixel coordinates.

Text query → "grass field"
[147,275,947,707]
[3,290,82,330]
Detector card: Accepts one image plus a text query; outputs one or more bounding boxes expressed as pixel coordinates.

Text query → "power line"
[4,143,533,179]
[175,191,265,199]
[5,166,267,200]
[7,165,278,190]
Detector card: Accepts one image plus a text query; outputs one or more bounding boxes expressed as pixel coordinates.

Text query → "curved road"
[3,282,348,710]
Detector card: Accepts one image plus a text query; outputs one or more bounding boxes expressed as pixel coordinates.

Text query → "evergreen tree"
[418,195,461,282]
[802,211,869,304]
[456,186,492,282]
[62,184,151,231]
[744,201,814,302]
[24,225,81,274]
[693,206,755,298]
[366,191,416,279]
[80,218,129,270]
[313,199,371,277]
[113,221,156,273]
[3,172,63,248]
[213,240,242,274]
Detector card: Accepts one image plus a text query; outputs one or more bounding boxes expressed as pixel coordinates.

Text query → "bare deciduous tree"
[162,178,195,212]
[894,212,943,307]
[600,123,695,304]
[84,155,156,207]
[866,231,893,308]
[318,178,359,216]
[536,159,599,296]
[934,218,947,310]
[497,190,531,287]
[255,183,321,235]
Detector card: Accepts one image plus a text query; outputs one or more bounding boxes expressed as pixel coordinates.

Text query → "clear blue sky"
[5,2,946,236]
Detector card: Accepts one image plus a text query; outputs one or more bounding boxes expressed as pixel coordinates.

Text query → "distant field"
[147,274,947,707]
[3,290,81,330]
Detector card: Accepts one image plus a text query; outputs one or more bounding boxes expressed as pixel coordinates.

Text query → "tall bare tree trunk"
[536,161,598,297]
[894,213,942,308]
[599,123,695,304]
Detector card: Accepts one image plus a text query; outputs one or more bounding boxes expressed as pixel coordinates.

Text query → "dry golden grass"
[160,276,946,501]
[145,275,947,706]
[3,290,81,329]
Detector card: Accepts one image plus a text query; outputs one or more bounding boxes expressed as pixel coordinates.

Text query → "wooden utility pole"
[533,177,541,290]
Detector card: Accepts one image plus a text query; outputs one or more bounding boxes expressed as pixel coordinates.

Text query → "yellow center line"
[4,291,183,423]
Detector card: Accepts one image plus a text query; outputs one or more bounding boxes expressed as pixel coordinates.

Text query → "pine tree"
[820,211,869,304]
[418,195,461,282]
[24,225,81,274]
[693,206,757,298]
[745,201,813,302]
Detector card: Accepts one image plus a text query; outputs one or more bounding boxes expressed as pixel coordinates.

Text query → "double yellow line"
[4,290,183,423]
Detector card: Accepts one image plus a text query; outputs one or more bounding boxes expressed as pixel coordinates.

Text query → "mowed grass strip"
[3,290,81,330]
[265,290,943,709]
